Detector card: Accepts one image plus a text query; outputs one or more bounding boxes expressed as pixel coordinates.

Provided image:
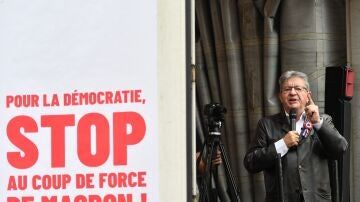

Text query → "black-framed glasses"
[281,86,308,94]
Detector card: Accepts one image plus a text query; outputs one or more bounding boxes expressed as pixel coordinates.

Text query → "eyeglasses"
[281,86,308,94]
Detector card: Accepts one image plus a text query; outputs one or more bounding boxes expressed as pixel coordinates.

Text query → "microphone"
[289,108,297,131]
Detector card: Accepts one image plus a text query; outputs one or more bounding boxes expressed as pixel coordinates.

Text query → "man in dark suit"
[243,70,348,202]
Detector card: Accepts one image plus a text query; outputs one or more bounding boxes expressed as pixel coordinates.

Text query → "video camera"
[204,103,227,133]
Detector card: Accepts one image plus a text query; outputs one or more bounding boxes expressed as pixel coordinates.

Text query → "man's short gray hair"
[278,70,310,90]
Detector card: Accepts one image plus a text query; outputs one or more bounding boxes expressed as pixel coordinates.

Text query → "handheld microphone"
[289,108,297,131]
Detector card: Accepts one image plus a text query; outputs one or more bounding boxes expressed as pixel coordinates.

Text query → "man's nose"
[289,87,297,94]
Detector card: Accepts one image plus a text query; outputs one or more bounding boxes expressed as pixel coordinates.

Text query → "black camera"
[200,103,240,201]
[204,103,227,132]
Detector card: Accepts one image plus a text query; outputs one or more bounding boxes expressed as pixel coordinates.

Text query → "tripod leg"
[217,140,241,202]
[212,160,232,202]
[199,138,217,202]
[199,136,241,202]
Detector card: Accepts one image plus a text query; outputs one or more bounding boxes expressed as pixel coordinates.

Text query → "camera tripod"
[197,120,241,202]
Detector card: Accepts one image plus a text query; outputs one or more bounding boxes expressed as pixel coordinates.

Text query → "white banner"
[0,1,158,201]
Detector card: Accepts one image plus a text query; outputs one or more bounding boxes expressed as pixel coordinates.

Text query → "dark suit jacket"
[244,112,348,202]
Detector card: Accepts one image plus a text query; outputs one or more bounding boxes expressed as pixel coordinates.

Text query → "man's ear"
[278,93,283,103]
[306,91,312,105]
